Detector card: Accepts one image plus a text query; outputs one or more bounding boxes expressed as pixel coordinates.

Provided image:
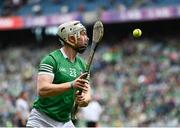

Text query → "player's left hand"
[76,83,91,107]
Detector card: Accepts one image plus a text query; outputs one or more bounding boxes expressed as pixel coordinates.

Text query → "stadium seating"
[1,0,180,16]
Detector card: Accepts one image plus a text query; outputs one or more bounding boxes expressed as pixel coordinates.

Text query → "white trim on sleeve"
[39,66,53,73]
[38,72,54,78]
[40,64,53,68]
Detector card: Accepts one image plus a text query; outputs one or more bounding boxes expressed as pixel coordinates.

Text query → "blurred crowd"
[0,38,179,127]
[88,38,180,127]
[1,0,180,17]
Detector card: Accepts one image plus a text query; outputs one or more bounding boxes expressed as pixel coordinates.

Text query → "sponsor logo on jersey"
[59,67,66,72]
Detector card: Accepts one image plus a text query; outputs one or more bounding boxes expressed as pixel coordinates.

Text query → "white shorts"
[26,108,75,128]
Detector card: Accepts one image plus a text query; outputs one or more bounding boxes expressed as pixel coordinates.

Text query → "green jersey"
[33,48,86,122]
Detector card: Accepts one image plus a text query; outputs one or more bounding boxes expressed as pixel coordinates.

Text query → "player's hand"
[71,72,89,92]
[76,90,89,107]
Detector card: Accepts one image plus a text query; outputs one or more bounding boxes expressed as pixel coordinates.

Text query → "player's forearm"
[38,82,71,97]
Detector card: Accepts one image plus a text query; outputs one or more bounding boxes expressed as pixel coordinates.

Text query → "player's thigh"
[26,109,55,127]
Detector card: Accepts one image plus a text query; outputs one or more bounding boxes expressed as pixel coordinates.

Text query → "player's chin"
[77,46,87,54]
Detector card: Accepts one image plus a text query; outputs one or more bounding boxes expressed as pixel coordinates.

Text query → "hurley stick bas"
[71,20,104,120]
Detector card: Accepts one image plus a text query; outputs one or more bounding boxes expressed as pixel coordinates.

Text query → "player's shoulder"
[49,49,60,56]
[42,49,59,59]
[40,49,60,63]
[39,50,59,72]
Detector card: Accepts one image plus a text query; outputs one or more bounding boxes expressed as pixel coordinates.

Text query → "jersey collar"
[60,48,68,59]
[60,48,76,63]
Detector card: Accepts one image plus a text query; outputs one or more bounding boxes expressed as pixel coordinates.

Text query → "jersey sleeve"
[38,55,56,77]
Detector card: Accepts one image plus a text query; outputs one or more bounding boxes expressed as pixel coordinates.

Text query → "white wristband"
[70,81,74,89]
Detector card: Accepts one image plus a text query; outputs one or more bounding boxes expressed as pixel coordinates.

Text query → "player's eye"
[80,30,87,35]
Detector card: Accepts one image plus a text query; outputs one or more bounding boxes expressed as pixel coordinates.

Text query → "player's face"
[79,30,89,45]
[76,30,89,53]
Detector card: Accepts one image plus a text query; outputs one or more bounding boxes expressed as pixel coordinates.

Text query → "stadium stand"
[1,0,180,16]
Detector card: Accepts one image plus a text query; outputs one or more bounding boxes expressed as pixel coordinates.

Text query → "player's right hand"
[71,72,89,92]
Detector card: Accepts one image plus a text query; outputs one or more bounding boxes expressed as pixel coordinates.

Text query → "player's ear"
[68,35,76,44]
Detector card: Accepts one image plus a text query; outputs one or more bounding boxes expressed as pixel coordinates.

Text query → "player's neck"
[62,46,77,62]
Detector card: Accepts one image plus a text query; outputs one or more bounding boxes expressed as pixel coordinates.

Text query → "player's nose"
[85,36,89,44]
[83,36,89,46]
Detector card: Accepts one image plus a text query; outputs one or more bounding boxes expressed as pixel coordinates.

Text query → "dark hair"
[19,91,26,98]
